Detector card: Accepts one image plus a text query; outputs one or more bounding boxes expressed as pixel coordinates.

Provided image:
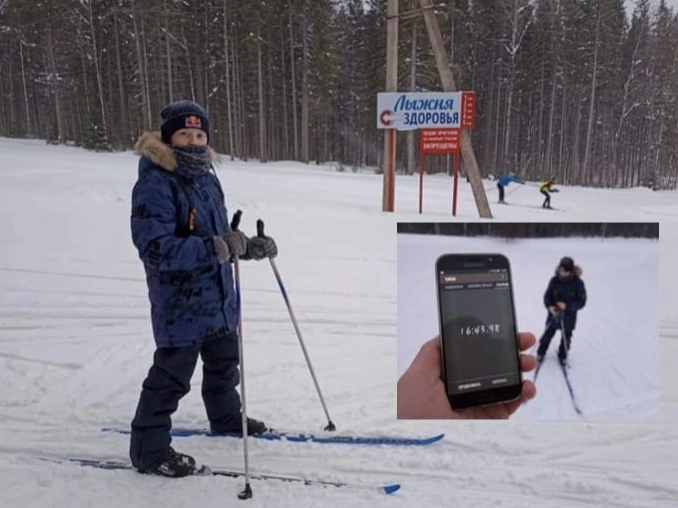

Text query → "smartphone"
[435,253,523,411]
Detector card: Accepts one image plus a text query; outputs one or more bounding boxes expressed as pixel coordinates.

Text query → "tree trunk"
[546,70,557,175]
[300,5,310,163]
[503,73,514,168]
[164,0,173,100]
[407,21,417,175]
[0,48,7,134]
[582,16,599,185]
[289,4,299,160]
[18,26,32,136]
[113,12,128,141]
[8,37,16,135]
[257,24,266,161]
[492,76,502,171]
[131,0,151,130]
[47,22,64,142]
[106,44,115,143]
[280,17,289,160]
[537,61,545,171]
[223,0,235,160]
[558,82,567,175]
[86,1,108,135]
[571,92,583,182]
[267,24,275,160]
[236,37,247,159]
[182,27,196,102]
[482,60,496,170]
[79,35,92,115]
[231,35,241,158]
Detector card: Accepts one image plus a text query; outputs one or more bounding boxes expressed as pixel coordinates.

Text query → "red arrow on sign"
[380,110,393,126]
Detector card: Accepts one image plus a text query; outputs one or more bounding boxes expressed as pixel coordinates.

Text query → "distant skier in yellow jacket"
[539,178,559,209]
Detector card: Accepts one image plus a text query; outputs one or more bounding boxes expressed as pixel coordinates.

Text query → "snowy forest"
[1,0,678,188]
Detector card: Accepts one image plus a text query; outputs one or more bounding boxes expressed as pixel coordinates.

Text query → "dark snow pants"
[129,331,241,471]
[541,190,551,208]
[537,324,573,361]
[497,183,505,202]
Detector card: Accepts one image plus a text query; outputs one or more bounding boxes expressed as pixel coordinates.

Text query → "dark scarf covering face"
[173,145,212,175]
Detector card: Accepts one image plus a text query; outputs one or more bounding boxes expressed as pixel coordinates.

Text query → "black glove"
[213,230,249,264]
[247,235,277,260]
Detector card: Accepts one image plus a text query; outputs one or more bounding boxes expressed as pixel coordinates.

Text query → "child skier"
[496,171,525,204]
[129,100,277,478]
[536,256,586,366]
[539,178,559,208]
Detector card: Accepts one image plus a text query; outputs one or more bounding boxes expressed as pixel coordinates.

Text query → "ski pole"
[256,219,336,432]
[231,210,252,500]
[557,310,582,414]
[506,185,522,197]
[558,310,571,360]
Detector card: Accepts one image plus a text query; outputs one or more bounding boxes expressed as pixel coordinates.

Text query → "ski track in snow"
[0,137,677,507]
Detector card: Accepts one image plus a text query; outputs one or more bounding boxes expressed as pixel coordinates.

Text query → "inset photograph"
[397,222,659,421]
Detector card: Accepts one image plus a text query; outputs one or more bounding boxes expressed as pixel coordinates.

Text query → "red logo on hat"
[185,115,202,128]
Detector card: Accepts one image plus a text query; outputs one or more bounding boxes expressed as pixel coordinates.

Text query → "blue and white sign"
[377,92,462,130]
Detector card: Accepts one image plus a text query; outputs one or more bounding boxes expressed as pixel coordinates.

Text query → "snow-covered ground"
[397,234,660,421]
[1,136,677,507]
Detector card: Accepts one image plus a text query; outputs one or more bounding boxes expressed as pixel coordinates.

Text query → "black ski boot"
[144,447,209,478]
[211,416,268,436]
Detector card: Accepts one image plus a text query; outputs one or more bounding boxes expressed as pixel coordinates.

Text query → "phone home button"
[477,395,495,404]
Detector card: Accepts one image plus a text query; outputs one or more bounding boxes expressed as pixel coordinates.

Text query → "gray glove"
[247,235,278,260]
[213,230,249,264]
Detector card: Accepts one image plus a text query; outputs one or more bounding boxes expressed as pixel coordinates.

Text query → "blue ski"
[101,427,444,446]
[36,456,401,495]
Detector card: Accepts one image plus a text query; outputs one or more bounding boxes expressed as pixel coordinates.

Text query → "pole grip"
[256,219,265,238]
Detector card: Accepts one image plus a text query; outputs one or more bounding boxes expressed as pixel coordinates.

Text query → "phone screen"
[438,267,521,396]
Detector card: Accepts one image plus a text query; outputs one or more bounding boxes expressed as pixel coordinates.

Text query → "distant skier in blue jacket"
[536,256,586,366]
[496,172,525,203]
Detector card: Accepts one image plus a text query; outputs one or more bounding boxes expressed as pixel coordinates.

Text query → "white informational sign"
[377,92,462,130]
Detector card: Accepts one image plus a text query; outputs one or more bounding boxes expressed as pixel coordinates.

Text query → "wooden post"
[418,143,424,214]
[418,0,492,219]
[382,0,398,212]
[452,149,460,216]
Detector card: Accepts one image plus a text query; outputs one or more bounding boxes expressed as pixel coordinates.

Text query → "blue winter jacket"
[498,174,525,187]
[130,131,238,348]
[543,266,586,331]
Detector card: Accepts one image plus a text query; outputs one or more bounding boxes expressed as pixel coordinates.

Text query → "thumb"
[412,337,443,378]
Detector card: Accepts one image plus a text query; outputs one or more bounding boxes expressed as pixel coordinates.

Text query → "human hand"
[396,333,537,420]
[556,301,566,310]
[248,235,277,260]
[248,219,278,260]
[548,306,559,316]
[213,230,248,264]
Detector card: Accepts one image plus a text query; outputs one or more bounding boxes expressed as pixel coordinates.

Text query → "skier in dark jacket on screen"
[536,256,586,366]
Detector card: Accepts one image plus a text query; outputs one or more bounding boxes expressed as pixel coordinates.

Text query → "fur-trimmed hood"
[554,265,583,277]
[133,130,218,172]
